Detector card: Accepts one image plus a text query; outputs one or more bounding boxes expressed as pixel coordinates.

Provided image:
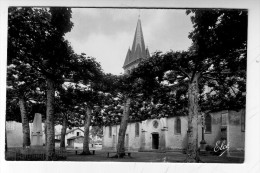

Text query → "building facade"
[102,109,245,152]
[55,127,84,147]
[102,18,245,154]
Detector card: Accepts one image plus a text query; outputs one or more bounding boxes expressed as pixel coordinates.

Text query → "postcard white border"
[1,0,259,173]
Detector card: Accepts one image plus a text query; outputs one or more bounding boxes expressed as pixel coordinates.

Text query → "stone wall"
[6,121,46,148]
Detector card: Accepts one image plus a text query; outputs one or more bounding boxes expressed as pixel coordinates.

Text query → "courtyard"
[62,150,244,163]
[59,150,244,163]
[5,147,244,163]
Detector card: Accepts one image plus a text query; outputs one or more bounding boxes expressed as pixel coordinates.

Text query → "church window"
[175,118,181,134]
[135,122,139,137]
[153,120,158,128]
[205,114,212,133]
[241,109,245,132]
[109,126,112,137]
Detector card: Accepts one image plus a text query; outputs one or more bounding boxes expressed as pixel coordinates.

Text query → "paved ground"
[65,150,244,163]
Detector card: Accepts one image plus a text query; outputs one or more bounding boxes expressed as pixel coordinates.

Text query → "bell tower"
[123,18,150,74]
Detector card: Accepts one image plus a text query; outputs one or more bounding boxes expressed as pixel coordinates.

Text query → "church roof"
[123,19,150,69]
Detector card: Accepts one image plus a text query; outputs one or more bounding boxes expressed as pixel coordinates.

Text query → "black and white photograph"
[0,0,260,173]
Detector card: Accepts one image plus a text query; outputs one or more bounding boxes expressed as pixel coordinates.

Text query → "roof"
[67,135,84,140]
[55,127,84,136]
[123,19,150,69]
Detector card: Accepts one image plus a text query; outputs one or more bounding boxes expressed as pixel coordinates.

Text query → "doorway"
[152,133,159,149]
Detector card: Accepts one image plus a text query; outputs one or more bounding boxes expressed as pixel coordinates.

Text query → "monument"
[31,113,43,146]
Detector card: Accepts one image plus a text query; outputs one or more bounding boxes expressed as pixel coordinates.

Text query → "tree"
[90,126,103,139]
[8,7,74,160]
[7,8,48,146]
[132,9,247,162]
[57,53,105,155]
[110,75,140,158]
[55,86,78,149]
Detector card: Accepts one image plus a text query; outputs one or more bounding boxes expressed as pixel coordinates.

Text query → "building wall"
[165,116,188,150]
[72,137,84,148]
[6,121,23,147]
[197,109,245,151]
[198,111,222,147]
[65,129,83,146]
[102,109,245,152]
[6,121,45,148]
[141,118,165,150]
[228,109,245,151]
[102,125,120,151]
[55,128,83,146]
[125,122,141,150]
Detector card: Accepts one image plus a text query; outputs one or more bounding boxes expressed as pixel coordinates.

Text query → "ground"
[65,150,244,163]
[5,147,244,163]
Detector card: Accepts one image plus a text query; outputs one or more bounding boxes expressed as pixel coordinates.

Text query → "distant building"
[55,127,84,148]
[102,18,245,155]
[54,127,102,149]
[67,136,85,148]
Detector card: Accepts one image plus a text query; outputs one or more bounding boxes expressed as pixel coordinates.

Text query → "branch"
[200,63,213,75]
[176,67,190,80]
[201,75,217,81]
[230,86,237,96]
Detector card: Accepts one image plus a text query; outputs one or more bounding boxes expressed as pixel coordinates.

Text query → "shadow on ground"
[65,150,244,163]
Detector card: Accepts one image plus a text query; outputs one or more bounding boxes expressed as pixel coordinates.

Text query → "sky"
[65,8,193,75]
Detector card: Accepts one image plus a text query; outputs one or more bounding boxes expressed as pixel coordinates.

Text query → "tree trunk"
[116,97,131,158]
[46,78,55,160]
[5,129,8,151]
[18,97,31,147]
[185,73,201,162]
[82,106,92,155]
[44,120,47,146]
[60,115,67,149]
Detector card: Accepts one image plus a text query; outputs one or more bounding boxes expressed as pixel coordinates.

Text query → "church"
[102,18,245,155]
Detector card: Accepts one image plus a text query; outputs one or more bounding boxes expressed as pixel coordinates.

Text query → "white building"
[55,127,84,148]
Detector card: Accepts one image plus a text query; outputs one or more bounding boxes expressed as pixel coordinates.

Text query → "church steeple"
[123,18,150,72]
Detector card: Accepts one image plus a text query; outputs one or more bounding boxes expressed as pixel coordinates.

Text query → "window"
[109,126,112,137]
[153,120,159,128]
[175,118,181,134]
[221,112,228,126]
[205,114,212,133]
[77,132,80,136]
[241,109,245,132]
[135,123,139,137]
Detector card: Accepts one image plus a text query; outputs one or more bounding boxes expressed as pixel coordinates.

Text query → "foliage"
[132,9,247,113]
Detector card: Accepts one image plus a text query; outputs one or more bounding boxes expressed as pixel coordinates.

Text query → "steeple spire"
[123,18,150,71]
[131,19,146,55]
